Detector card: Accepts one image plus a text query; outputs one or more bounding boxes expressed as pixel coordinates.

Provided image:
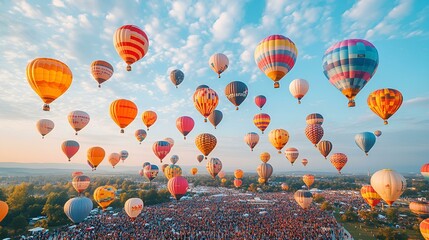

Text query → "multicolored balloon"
[113,25,149,71]
[90,60,114,87]
[62,140,80,161]
[306,113,324,125]
[152,141,171,163]
[164,138,175,148]
[208,110,223,129]
[209,53,229,78]
[322,39,379,107]
[176,116,195,139]
[164,164,182,180]
[143,164,159,182]
[370,169,406,206]
[289,79,309,104]
[195,133,217,159]
[36,119,54,138]
[360,185,381,210]
[244,132,259,151]
[254,95,267,110]
[170,155,179,165]
[268,129,289,153]
[72,175,90,194]
[294,190,313,210]
[254,35,298,88]
[135,129,147,144]
[110,99,138,133]
[330,153,347,174]
[367,88,403,125]
[355,132,376,156]
[421,163,429,181]
[410,202,429,216]
[124,198,143,219]
[305,124,324,147]
[317,140,332,159]
[224,81,248,110]
[108,153,121,168]
[170,69,184,88]
[253,113,271,134]
[120,150,129,162]
[26,58,73,111]
[284,147,299,165]
[93,185,116,210]
[193,87,219,122]
[206,157,222,178]
[257,163,273,183]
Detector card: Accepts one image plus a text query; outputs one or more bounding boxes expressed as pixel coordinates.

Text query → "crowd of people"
[27,189,355,240]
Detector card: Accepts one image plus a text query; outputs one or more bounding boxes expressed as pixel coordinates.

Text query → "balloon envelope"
[305,124,324,147]
[285,147,299,165]
[36,119,54,138]
[306,113,324,125]
[124,198,144,219]
[367,88,403,125]
[360,185,381,209]
[244,132,259,151]
[268,129,289,153]
[195,133,217,158]
[260,152,271,163]
[152,141,171,163]
[371,169,406,206]
[420,218,429,240]
[176,116,195,139]
[113,25,149,71]
[110,99,138,133]
[170,69,184,88]
[294,190,313,209]
[62,140,80,161]
[208,110,223,129]
[355,132,376,155]
[224,81,248,110]
[330,153,348,174]
[209,53,229,78]
[72,175,90,194]
[253,113,271,134]
[289,79,309,104]
[142,111,157,131]
[254,95,266,110]
[302,174,315,188]
[90,60,113,87]
[317,140,332,159]
[68,110,90,135]
[87,146,105,170]
[64,197,93,223]
[193,87,219,122]
[143,164,159,182]
[164,164,182,180]
[206,158,222,178]
[93,185,116,210]
[0,201,8,222]
[168,176,189,200]
[135,129,147,144]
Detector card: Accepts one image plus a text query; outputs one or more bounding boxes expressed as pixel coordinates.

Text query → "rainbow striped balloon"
[322,39,378,107]
[254,35,298,88]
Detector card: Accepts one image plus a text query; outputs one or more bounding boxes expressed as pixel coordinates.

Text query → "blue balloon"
[64,197,93,223]
[354,132,376,156]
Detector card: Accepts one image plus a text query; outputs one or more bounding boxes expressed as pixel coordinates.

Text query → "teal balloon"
[354,132,376,156]
[64,197,93,223]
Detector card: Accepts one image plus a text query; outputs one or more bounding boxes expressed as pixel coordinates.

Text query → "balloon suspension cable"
[274,82,280,88]
[348,100,356,107]
[121,129,124,133]
[43,104,50,111]
[126,65,131,71]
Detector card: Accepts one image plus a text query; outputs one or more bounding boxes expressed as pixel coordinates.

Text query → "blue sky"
[0,0,428,175]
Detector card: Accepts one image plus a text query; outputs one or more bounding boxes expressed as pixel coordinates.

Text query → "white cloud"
[342,0,386,34]
[154,75,169,94]
[404,96,429,105]
[13,0,43,19]
[52,0,65,8]
[78,14,91,29]
[386,0,412,19]
[211,13,235,41]
[169,1,190,24]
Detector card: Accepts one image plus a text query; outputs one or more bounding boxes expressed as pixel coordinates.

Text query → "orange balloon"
[142,110,157,131]
[302,174,315,189]
[26,58,73,111]
[260,152,271,163]
[190,167,198,176]
[234,179,242,188]
[268,129,289,153]
[195,133,217,158]
[113,25,149,71]
[330,153,348,174]
[110,99,138,133]
[421,218,429,240]
[361,185,381,209]
[0,201,8,222]
[87,146,105,170]
[367,88,403,125]
[234,169,244,179]
[193,87,219,122]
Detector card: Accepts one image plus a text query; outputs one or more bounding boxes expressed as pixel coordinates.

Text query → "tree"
[42,191,69,226]
[385,207,399,224]
[359,210,379,226]
[6,183,31,213]
[375,227,408,240]
[321,201,333,211]
[314,194,325,203]
[341,208,358,222]
[9,214,28,233]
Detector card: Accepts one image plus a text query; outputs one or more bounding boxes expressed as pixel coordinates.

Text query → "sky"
[0,0,428,175]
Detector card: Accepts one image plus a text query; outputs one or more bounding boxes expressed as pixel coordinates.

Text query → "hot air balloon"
[135,129,147,144]
[72,175,90,194]
[87,160,94,170]
[317,140,332,159]
[93,185,116,210]
[305,124,324,147]
[68,110,90,135]
[143,161,150,168]
[120,150,129,162]
[193,87,219,122]
[168,176,189,200]
[209,53,229,78]
[360,185,381,210]
[124,198,143,219]
[244,132,259,151]
[355,132,376,156]
[234,179,242,188]
[36,119,54,138]
[26,58,73,111]
[284,148,299,165]
[110,99,138,133]
[301,159,308,166]
[72,171,83,178]
[330,153,347,174]
[164,138,175,148]
[62,140,79,161]
[367,88,403,125]
[152,141,171,163]
[234,169,244,179]
[257,163,273,183]
[306,113,324,125]
[143,164,159,182]
[410,202,429,216]
[90,60,114,88]
[164,164,182,180]
[268,129,289,153]
[258,178,266,184]
[254,35,298,88]
[221,178,227,184]
[302,174,315,189]
[87,146,105,170]
[224,81,248,110]
[206,158,222,178]
[113,25,149,71]
[281,183,289,191]
[176,116,195,139]
[142,111,157,131]
[208,110,223,129]
[421,164,429,181]
[322,39,379,107]
[0,201,8,222]
[420,218,429,240]
[374,130,382,137]
[108,153,121,168]
[190,168,198,175]
[197,155,204,163]
[217,171,226,179]
[370,169,406,206]
[260,152,271,163]
[196,84,209,90]
[161,164,169,174]
[64,197,93,223]
[170,69,184,88]
[195,133,217,159]
[289,79,309,104]
[170,155,179,165]
[254,95,267,110]
[294,190,313,209]
[253,113,271,134]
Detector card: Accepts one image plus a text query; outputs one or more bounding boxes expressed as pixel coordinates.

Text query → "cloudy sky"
[0,0,428,175]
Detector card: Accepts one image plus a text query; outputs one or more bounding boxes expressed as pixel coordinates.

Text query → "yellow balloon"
[93,185,116,210]
[268,129,289,153]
